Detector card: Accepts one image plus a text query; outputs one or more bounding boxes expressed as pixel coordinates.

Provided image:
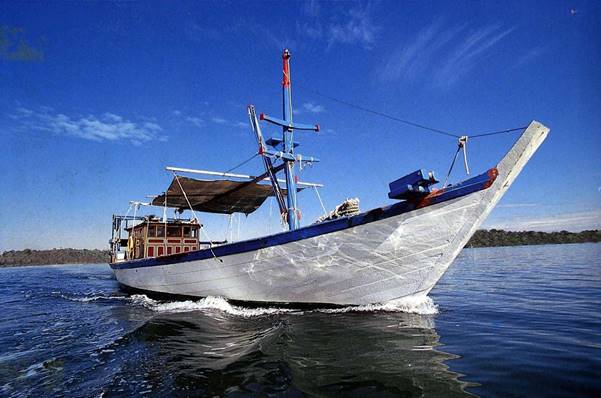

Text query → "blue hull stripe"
[110,168,497,270]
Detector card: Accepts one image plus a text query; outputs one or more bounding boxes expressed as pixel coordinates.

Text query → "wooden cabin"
[124,219,201,260]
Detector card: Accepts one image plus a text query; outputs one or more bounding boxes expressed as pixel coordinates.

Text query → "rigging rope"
[268,197,273,235]
[469,126,527,138]
[132,203,139,228]
[225,153,259,173]
[172,172,198,222]
[313,186,328,217]
[301,86,526,140]
[118,203,132,237]
[306,87,460,139]
[199,226,223,263]
[172,172,223,263]
[443,145,462,188]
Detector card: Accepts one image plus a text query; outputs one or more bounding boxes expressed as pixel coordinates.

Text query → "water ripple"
[0,245,599,397]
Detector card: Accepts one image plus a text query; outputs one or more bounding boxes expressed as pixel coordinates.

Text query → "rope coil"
[316,198,360,223]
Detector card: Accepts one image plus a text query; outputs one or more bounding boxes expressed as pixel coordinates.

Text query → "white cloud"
[379,21,513,88]
[327,7,379,49]
[12,107,165,144]
[302,0,321,17]
[247,23,298,52]
[296,4,379,50]
[496,203,538,209]
[104,112,123,122]
[484,210,601,232]
[13,106,34,117]
[210,117,248,129]
[185,116,204,128]
[512,45,549,69]
[303,102,325,114]
[435,25,513,86]
[212,116,228,125]
[143,121,161,130]
[170,111,205,128]
[186,22,222,42]
[296,22,323,40]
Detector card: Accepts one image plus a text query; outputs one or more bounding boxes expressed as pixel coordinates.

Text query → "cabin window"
[157,246,164,256]
[148,225,156,237]
[167,246,173,255]
[148,246,155,257]
[183,226,191,237]
[184,246,190,252]
[155,226,165,238]
[176,246,181,254]
[191,228,198,238]
[167,226,181,237]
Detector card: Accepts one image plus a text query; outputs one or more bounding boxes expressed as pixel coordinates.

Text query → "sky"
[1,0,600,251]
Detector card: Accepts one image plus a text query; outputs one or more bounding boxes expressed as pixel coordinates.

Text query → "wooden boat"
[109,50,549,306]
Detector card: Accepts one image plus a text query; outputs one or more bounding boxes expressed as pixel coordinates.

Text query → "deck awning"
[151,176,296,215]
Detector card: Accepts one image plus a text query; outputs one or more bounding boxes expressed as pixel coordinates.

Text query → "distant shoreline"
[0,249,109,267]
[1,229,599,267]
[466,229,600,248]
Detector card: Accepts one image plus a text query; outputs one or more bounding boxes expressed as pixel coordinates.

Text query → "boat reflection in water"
[103,299,475,397]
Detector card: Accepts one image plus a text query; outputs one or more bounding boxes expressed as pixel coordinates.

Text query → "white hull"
[112,121,549,305]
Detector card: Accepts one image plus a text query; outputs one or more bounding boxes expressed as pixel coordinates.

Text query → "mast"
[281,49,299,230]
[255,49,320,230]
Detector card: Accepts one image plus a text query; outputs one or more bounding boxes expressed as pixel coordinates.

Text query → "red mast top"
[282,49,291,88]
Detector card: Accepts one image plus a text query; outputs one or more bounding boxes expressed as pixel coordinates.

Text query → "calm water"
[0,244,599,397]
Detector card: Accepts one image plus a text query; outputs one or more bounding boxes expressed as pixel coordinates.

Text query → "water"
[0,244,599,397]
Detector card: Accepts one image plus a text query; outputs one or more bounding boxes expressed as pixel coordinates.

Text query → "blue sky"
[1,0,600,250]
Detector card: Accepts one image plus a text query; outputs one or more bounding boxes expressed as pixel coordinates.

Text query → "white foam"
[60,293,131,303]
[127,293,437,316]
[131,295,292,317]
[61,295,106,302]
[315,295,438,315]
[66,291,437,316]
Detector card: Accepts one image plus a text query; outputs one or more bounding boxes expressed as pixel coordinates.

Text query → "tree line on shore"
[0,248,110,267]
[1,229,599,266]
[466,229,600,248]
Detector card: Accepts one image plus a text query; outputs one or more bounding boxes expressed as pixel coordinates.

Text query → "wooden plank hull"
[111,121,549,305]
